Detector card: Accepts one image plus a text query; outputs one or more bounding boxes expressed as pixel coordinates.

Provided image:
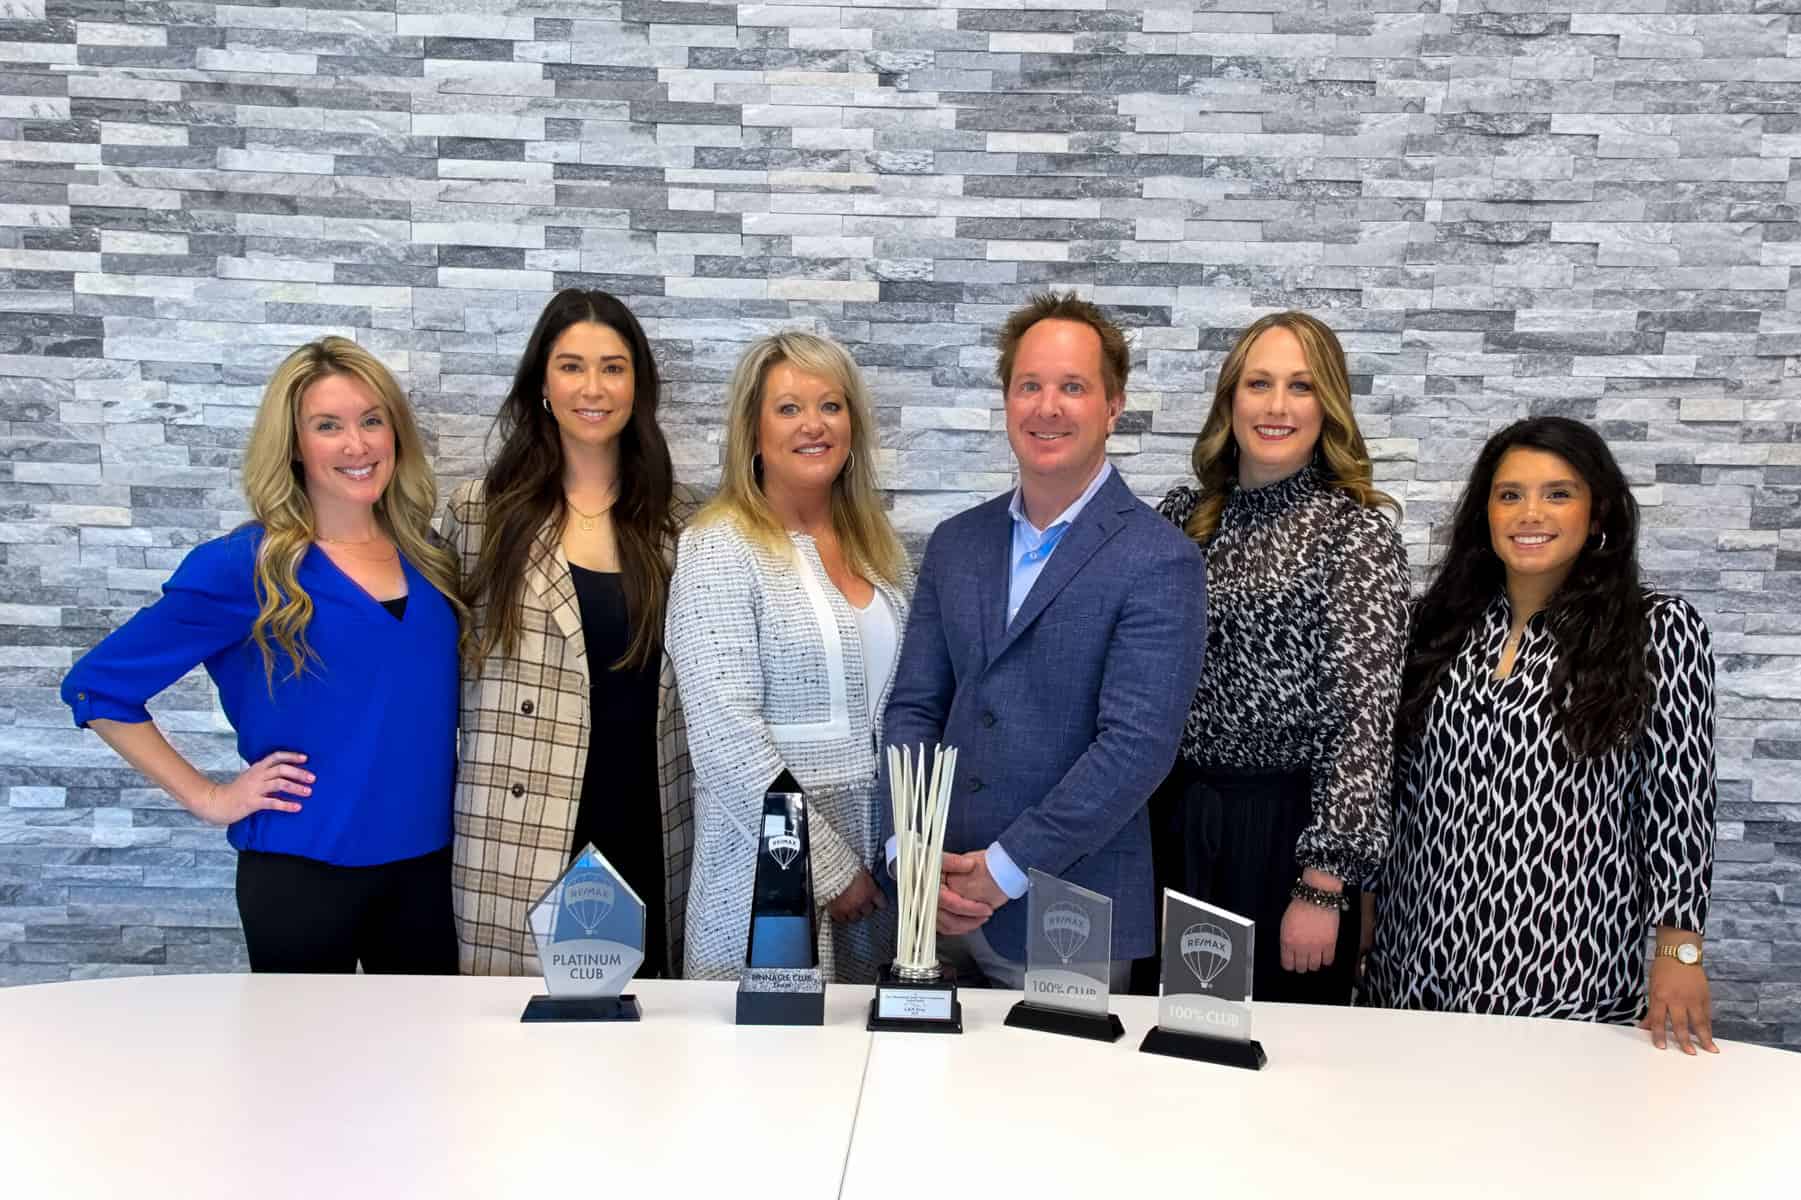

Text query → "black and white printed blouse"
[1365,592,1717,1023]
[1158,465,1412,884]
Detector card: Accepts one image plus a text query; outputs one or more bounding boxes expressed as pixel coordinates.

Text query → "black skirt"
[1151,764,1360,1006]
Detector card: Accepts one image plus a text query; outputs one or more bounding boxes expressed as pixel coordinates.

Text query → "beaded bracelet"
[1290,880,1351,912]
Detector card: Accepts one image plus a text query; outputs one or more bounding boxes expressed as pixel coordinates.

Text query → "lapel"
[990,468,1132,664]
[972,495,1013,667]
[524,513,588,685]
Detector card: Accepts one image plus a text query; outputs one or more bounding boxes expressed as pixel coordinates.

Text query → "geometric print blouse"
[1366,591,1717,1024]
[1159,465,1413,885]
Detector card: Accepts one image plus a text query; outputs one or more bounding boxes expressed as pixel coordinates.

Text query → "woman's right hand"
[826,867,887,924]
[193,751,312,825]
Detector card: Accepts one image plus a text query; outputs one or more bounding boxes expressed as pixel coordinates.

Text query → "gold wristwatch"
[1656,942,1702,966]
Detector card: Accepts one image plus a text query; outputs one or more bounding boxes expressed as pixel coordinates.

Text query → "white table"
[2,977,1795,1200]
[0,975,872,1200]
[845,990,1800,1199]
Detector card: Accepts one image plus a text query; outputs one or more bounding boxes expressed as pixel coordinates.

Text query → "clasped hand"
[935,850,1008,935]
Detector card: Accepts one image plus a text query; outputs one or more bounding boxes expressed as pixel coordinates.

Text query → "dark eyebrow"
[1493,478,1581,489]
[552,351,629,362]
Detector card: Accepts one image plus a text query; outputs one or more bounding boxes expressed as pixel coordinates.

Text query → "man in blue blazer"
[883,292,1208,986]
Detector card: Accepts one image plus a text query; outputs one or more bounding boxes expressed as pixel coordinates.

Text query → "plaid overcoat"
[442,479,699,976]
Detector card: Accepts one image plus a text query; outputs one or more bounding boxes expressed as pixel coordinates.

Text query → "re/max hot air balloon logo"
[767,831,801,871]
[556,869,615,940]
[1041,901,1092,965]
[1179,923,1233,990]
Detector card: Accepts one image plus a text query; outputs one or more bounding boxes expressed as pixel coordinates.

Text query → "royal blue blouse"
[61,526,458,868]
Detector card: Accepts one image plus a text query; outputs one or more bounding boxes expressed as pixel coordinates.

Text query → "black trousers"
[1150,765,1360,1006]
[235,845,458,975]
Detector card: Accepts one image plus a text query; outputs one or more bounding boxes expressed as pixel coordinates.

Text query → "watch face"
[1677,943,1700,965]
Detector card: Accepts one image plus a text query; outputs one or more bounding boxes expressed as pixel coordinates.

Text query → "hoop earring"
[1595,530,1608,552]
[844,450,855,475]
[541,394,550,413]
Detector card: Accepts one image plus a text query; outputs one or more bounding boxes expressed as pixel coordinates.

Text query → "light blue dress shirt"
[887,462,1115,907]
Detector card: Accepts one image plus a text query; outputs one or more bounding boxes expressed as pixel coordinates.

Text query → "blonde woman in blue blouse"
[61,339,466,973]
[667,332,907,983]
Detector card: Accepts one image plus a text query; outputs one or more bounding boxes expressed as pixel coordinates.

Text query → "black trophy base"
[1138,1025,1266,1070]
[1004,1000,1126,1043]
[867,965,963,1034]
[736,986,825,1026]
[520,993,641,1023]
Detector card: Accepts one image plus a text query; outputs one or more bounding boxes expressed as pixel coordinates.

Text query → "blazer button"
[981,711,996,728]
[968,777,984,793]
[510,783,525,798]
[520,700,534,715]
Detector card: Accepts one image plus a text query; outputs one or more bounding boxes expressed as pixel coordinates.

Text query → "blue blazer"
[883,467,1207,961]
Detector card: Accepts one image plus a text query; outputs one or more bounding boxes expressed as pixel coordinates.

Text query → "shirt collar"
[1008,461,1113,538]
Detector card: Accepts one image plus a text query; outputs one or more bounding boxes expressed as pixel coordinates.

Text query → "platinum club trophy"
[1004,868,1126,1042]
[736,770,826,1026]
[867,743,963,1034]
[521,843,646,1023]
[1139,888,1265,1070]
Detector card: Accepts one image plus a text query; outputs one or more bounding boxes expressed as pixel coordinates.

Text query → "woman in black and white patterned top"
[1154,312,1411,1006]
[1365,417,1718,1053]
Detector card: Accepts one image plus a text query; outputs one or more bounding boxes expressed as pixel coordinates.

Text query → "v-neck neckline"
[311,542,412,619]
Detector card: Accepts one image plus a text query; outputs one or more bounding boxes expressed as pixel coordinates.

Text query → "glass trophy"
[1138,888,1265,1069]
[1003,868,1125,1042]
[520,843,646,1023]
[736,771,826,1026]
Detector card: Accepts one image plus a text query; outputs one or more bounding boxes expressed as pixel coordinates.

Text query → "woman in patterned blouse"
[1155,312,1411,1005]
[1365,417,1717,1053]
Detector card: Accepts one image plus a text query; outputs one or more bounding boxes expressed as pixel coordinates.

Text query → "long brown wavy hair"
[1183,311,1398,543]
[694,330,906,588]
[240,337,467,687]
[463,289,677,672]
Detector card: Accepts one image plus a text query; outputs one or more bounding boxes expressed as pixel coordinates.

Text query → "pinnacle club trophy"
[521,843,647,1022]
[1004,868,1125,1042]
[1139,888,1265,1070]
[868,743,963,1033]
[736,770,826,1026]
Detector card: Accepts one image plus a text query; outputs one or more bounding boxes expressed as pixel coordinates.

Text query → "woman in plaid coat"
[668,332,909,983]
[444,290,697,978]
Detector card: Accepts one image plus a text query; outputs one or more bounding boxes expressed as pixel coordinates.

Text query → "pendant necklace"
[567,486,618,532]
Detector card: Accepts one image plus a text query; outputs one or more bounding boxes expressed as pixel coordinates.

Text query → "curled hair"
[695,330,906,588]
[464,289,677,672]
[1396,416,1651,758]
[995,290,1131,399]
[1183,311,1397,543]
[241,337,468,688]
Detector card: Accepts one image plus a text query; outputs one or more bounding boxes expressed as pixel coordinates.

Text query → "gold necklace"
[566,488,617,532]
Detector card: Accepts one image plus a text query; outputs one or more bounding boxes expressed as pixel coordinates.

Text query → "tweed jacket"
[442,479,700,977]
[666,516,909,983]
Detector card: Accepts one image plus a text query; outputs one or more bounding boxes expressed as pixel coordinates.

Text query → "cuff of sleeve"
[884,834,898,880]
[1295,849,1374,890]
[67,690,150,729]
[985,841,1029,900]
[811,833,860,908]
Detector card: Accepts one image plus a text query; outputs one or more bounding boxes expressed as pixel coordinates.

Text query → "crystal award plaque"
[737,770,826,1026]
[1004,868,1125,1042]
[521,843,646,1023]
[1138,888,1265,1069]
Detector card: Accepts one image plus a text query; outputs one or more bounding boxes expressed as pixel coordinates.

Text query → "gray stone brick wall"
[1,2,1796,1045]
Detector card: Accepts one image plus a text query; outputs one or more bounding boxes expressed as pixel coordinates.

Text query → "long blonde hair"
[1184,311,1398,543]
[241,337,468,686]
[695,331,906,587]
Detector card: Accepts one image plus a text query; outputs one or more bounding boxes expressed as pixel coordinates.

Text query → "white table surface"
[2,976,1795,1199]
[0,975,872,1200]
[844,989,1801,1200]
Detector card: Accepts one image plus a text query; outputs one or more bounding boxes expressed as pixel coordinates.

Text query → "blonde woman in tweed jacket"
[668,332,909,983]
[445,290,698,978]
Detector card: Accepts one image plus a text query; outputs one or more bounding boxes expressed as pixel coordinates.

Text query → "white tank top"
[852,589,898,727]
